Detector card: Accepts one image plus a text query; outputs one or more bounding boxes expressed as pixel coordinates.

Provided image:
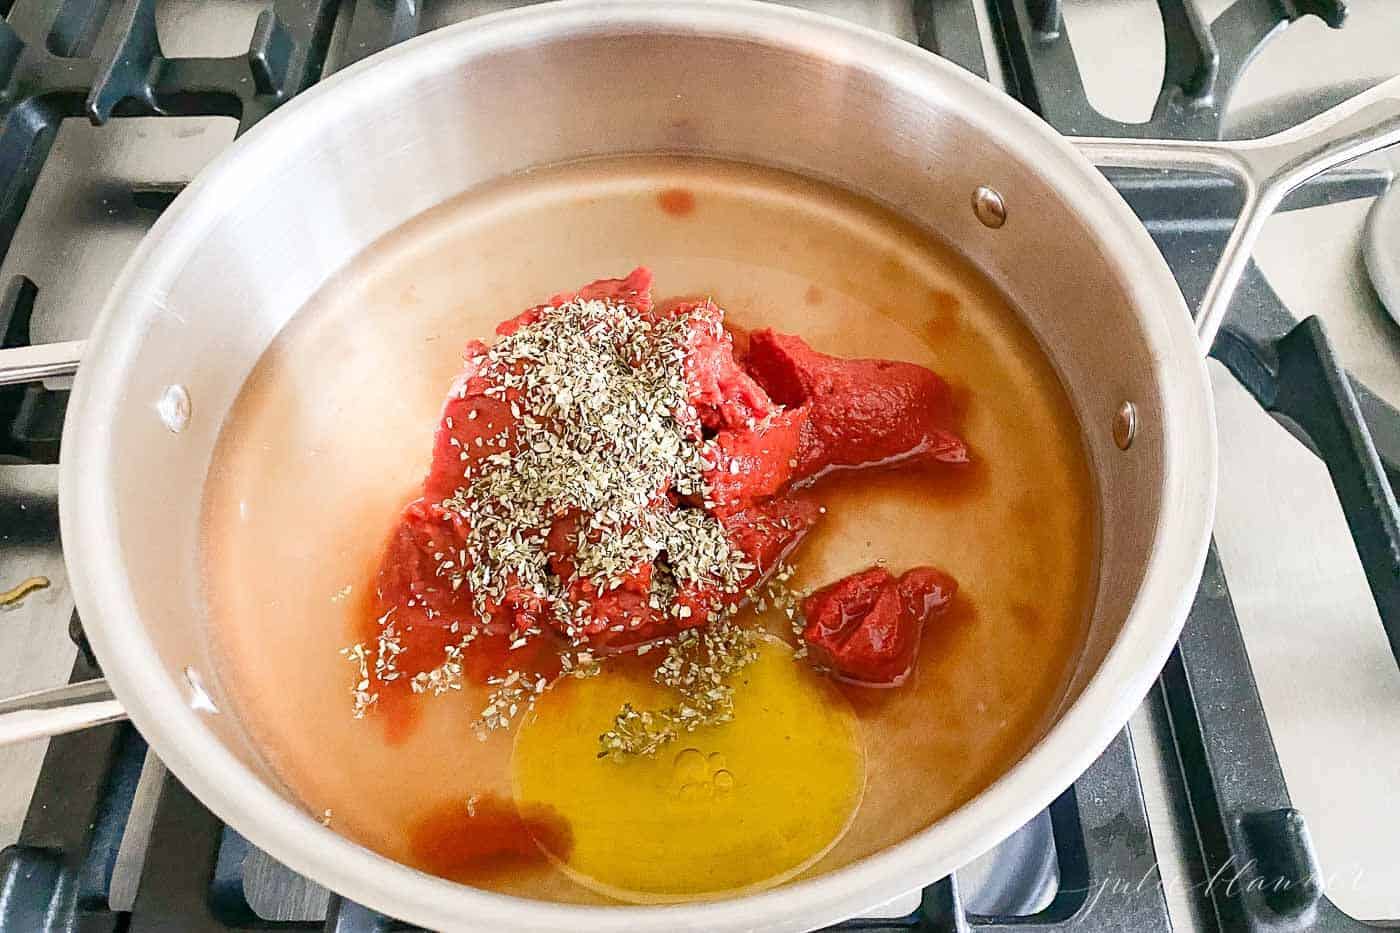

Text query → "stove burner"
[990,0,1348,139]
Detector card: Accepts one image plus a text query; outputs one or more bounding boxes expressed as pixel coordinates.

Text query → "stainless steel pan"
[0,2,1396,929]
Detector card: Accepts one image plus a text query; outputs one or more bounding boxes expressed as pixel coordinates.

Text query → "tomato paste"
[360,267,968,727]
[801,566,958,687]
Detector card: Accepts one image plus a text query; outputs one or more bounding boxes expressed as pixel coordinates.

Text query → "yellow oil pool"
[511,640,866,901]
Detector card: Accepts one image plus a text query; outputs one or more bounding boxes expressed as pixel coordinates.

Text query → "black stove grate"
[988,0,1349,139]
[1,1,1399,931]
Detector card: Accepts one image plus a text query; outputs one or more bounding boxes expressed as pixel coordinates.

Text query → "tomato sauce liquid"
[202,157,1098,903]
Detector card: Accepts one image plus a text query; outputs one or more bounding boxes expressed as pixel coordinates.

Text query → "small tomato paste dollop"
[408,793,572,883]
[802,567,957,687]
[348,267,969,738]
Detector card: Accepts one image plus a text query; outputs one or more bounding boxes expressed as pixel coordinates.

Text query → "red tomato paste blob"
[656,187,697,216]
[408,793,572,883]
[801,565,957,687]
[356,267,972,739]
[744,328,968,481]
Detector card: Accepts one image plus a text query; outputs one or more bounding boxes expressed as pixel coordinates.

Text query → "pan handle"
[0,678,126,745]
[0,339,85,385]
[1073,75,1400,356]
[0,335,118,745]
[1082,87,1400,674]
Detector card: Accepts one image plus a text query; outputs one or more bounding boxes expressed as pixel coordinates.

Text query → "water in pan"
[200,156,1096,904]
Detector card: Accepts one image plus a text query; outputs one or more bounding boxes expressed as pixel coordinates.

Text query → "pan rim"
[58,2,1216,930]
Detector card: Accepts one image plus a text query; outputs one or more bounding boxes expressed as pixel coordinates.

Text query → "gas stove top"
[2,1,1399,930]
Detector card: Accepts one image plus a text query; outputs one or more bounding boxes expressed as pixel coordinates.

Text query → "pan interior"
[199,156,1097,903]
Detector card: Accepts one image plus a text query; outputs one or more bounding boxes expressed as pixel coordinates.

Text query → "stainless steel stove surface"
[2,1,1400,931]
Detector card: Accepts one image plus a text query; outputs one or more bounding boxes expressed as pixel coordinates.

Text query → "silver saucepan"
[1,2,1398,930]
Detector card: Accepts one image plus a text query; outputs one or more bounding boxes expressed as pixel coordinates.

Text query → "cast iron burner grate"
[1,1,1399,930]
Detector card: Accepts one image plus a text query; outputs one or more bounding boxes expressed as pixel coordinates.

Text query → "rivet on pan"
[972,186,1007,229]
[1113,401,1138,451]
[184,665,219,714]
[158,384,191,433]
